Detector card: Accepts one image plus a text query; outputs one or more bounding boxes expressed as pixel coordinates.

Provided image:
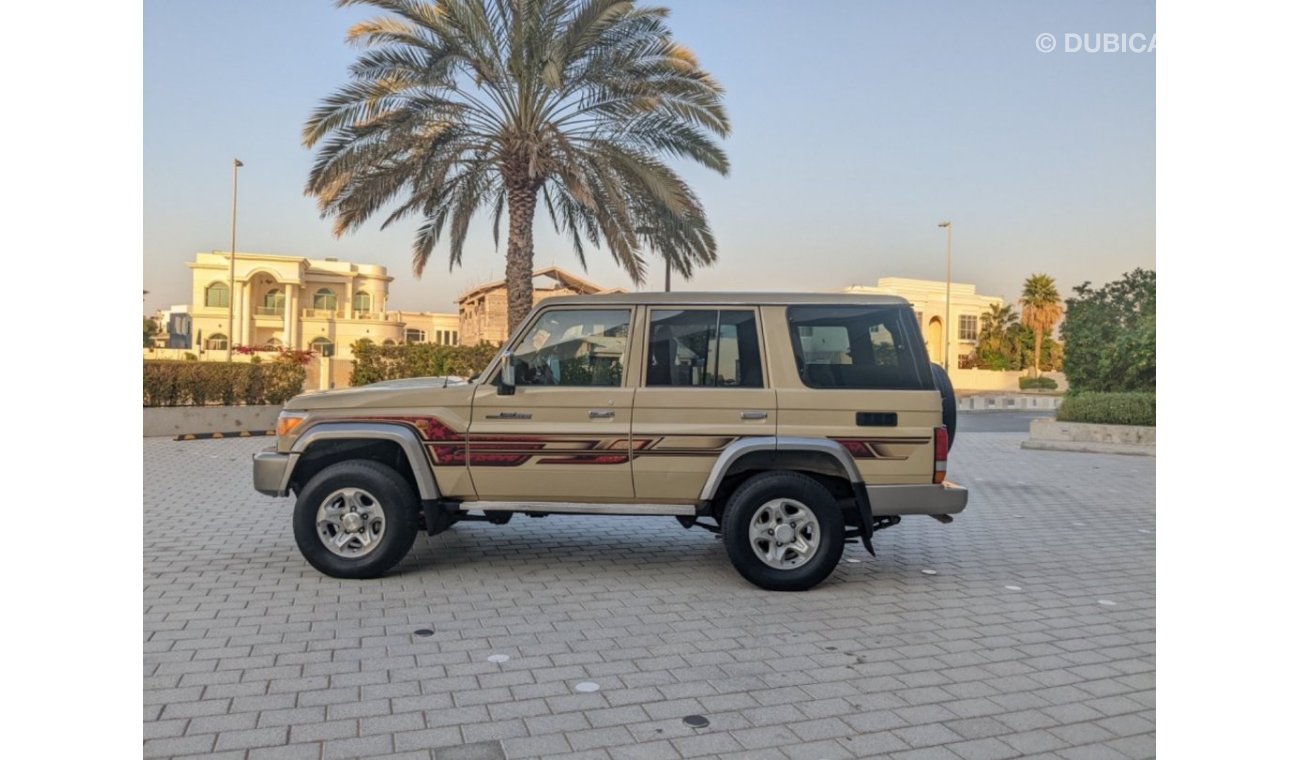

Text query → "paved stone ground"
[144,433,1155,760]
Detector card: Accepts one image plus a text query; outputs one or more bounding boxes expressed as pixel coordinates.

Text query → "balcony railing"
[302,309,339,319]
[255,306,286,317]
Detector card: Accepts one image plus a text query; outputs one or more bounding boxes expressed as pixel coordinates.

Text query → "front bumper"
[253,448,295,497]
[865,481,968,516]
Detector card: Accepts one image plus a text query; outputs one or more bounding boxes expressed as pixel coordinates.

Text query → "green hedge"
[350,341,500,386]
[1057,392,1155,427]
[1019,376,1059,391]
[144,359,306,407]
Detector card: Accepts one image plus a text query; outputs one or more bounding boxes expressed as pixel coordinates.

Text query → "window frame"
[785,304,934,391]
[958,313,978,342]
[204,282,230,308]
[495,305,634,389]
[313,288,338,311]
[641,306,767,390]
[352,291,372,313]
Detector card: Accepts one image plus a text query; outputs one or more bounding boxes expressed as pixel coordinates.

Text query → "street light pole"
[938,221,952,372]
[227,158,244,361]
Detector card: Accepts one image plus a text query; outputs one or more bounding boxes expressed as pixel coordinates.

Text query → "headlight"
[276,411,307,438]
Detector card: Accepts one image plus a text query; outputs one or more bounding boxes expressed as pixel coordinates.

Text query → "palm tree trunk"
[504,179,540,339]
[1033,328,1043,378]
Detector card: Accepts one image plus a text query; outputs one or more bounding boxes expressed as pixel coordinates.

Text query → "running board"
[460,502,696,516]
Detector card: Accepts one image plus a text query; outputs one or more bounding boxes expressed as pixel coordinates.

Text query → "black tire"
[292,460,420,579]
[931,362,957,450]
[721,471,845,591]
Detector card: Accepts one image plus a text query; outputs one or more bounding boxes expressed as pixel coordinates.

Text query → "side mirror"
[498,351,517,396]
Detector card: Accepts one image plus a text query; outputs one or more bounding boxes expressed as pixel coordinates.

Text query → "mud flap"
[851,482,875,556]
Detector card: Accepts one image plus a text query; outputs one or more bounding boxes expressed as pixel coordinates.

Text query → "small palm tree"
[1019,274,1063,377]
[304,0,730,335]
[977,302,1017,354]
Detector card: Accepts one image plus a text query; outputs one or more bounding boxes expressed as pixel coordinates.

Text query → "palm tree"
[977,302,1017,354]
[1019,274,1063,377]
[303,0,730,335]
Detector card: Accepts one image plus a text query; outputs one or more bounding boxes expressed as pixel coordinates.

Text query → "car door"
[631,307,776,501]
[769,304,939,484]
[468,306,635,501]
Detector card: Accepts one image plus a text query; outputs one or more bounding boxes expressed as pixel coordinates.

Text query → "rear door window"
[787,305,930,390]
[645,309,764,388]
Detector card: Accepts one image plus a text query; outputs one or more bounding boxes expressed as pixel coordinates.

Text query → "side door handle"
[588,410,616,419]
[741,411,769,420]
[486,412,531,420]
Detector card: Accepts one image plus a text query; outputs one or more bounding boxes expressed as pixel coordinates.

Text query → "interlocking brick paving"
[144,433,1154,759]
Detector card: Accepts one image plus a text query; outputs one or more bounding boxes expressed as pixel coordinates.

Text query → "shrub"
[1019,376,1058,391]
[1060,269,1155,392]
[350,341,499,386]
[1057,392,1155,427]
[143,358,306,407]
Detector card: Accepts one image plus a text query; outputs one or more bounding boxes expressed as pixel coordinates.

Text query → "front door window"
[511,309,630,387]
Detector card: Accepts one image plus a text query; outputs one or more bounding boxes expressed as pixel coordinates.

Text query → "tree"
[1019,273,1063,377]
[1060,268,1155,392]
[304,0,730,335]
[974,302,1017,369]
[143,317,159,348]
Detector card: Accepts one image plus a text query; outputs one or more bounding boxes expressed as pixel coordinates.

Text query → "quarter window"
[646,309,763,388]
[510,309,629,387]
[787,305,928,390]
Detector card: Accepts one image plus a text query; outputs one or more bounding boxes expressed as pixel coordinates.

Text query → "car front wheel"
[721,471,845,591]
[292,460,419,579]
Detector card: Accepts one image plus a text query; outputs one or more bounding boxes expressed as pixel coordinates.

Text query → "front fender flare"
[286,422,441,500]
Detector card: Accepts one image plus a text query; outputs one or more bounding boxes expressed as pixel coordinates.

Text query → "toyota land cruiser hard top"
[254,293,967,591]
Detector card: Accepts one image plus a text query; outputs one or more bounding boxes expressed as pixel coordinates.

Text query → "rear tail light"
[933,426,948,484]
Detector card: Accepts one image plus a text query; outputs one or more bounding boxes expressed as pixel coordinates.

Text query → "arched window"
[310,337,335,356]
[262,289,285,315]
[352,291,372,313]
[313,288,337,311]
[205,282,229,308]
[382,339,396,346]
[207,333,228,351]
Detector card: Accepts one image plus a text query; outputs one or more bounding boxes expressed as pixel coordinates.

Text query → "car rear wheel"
[721,471,845,591]
[293,460,419,579]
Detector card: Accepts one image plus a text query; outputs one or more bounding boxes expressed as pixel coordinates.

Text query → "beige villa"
[842,278,1003,369]
[168,251,458,361]
[456,266,622,345]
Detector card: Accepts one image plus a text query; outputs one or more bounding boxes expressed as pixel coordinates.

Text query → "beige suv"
[254,293,967,591]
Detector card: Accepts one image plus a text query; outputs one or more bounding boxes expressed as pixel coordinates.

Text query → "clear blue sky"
[144,0,1154,315]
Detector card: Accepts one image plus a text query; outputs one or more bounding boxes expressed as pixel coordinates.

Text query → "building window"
[207,333,228,351]
[313,288,337,311]
[310,337,335,357]
[382,339,396,346]
[205,282,229,308]
[262,289,285,315]
[959,314,978,341]
[353,291,371,313]
[405,329,426,343]
[451,331,459,346]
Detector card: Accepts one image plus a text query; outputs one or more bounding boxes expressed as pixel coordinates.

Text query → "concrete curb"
[1021,418,1156,456]
[1021,439,1155,456]
[144,404,282,438]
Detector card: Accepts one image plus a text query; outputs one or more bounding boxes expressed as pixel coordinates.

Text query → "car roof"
[537,292,912,307]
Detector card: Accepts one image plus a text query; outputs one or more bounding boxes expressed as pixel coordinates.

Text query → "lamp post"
[227,158,244,361]
[937,221,952,371]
